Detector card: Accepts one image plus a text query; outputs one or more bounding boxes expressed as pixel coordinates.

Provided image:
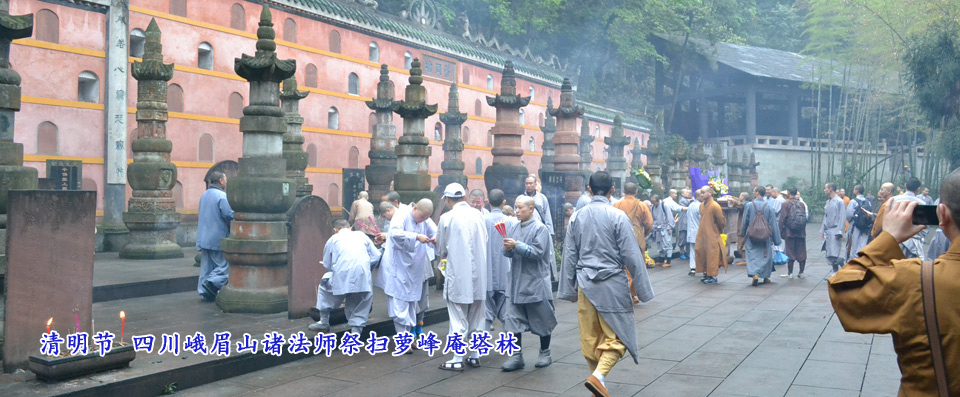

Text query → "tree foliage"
[376,0,806,113]
[904,18,960,170]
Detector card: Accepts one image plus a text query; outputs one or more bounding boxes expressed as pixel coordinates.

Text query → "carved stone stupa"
[365,65,397,203]
[217,7,297,313]
[483,61,530,204]
[392,59,438,205]
[121,19,182,260]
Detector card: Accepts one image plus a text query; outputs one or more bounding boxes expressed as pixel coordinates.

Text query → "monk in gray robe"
[821,182,846,277]
[891,177,928,260]
[483,189,516,331]
[741,186,782,286]
[648,195,675,267]
[845,184,873,260]
[500,195,558,371]
[559,171,655,397]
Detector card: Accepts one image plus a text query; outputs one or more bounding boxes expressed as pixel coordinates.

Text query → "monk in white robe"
[685,189,703,274]
[375,199,435,336]
[437,183,488,371]
[311,219,382,334]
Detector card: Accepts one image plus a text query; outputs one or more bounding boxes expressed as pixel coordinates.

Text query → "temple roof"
[657,34,873,88]
[270,0,564,84]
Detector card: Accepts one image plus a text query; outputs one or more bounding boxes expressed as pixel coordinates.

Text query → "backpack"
[785,200,807,233]
[746,201,773,243]
[851,198,874,233]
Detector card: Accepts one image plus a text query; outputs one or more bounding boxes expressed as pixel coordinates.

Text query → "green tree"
[904,19,960,171]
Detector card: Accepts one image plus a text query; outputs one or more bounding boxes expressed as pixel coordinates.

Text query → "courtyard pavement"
[176,223,902,397]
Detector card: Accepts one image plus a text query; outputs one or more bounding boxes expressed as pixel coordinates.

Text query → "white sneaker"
[780,274,793,279]
[797,273,805,279]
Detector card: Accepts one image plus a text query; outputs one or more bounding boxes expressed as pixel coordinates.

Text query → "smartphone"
[912,205,939,225]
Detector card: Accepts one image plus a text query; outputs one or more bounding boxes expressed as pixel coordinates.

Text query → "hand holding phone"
[883,201,928,243]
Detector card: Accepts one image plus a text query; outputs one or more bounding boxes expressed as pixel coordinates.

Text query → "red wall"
[11,0,648,213]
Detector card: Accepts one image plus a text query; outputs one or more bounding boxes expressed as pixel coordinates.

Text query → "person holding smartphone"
[828,170,960,396]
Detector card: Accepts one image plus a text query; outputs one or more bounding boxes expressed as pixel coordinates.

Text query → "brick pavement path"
[179,224,901,397]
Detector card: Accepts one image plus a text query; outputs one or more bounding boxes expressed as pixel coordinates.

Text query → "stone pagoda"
[484,61,529,204]
[604,115,630,190]
[549,78,585,204]
[0,3,35,228]
[281,76,311,198]
[365,65,397,203]
[645,119,664,191]
[0,1,35,268]
[727,148,742,194]
[689,137,710,170]
[437,83,467,192]
[392,59,438,205]
[538,96,557,174]
[578,117,593,177]
[121,19,182,260]
[217,7,297,313]
[711,143,727,169]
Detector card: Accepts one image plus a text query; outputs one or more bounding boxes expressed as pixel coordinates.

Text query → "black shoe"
[202,280,219,297]
[200,292,215,302]
[688,269,696,276]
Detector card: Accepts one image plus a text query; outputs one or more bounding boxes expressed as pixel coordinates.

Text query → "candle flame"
[120,311,125,319]
[47,317,53,326]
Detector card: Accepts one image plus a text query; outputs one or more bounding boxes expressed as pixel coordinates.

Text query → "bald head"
[939,170,960,240]
[412,199,434,223]
[879,182,895,202]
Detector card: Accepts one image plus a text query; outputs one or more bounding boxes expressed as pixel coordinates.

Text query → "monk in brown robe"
[778,188,807,278]
[871,182,895,239]
[613,182,652,302]
[695,187,726,284]
[829,170,960,396]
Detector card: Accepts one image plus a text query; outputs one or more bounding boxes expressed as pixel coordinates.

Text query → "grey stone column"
[103,0,130,250]
[437,83,467,192]
[391,59,437,205]
[699,98,709,141]
[0,1,37,265]
[539,96,557,174]
[579,117,594,178]
[746,83,757,144]
[549,79,584,204]
[121,19,182,260]
[281,77,311,197]
[364,65,397,203]
[789,94,799,145]
[217,6,297,314]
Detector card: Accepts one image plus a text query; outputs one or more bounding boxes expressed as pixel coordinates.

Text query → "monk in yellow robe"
[830,172,960,396]
[613,182,652,302]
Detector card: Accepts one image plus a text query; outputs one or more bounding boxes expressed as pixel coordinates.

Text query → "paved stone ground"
[176,224,903,397]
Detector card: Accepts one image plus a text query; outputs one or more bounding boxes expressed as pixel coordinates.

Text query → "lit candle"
[46,317,52,335]
[74,311,81,334]
[119,311,126,342]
